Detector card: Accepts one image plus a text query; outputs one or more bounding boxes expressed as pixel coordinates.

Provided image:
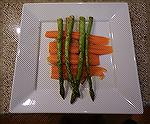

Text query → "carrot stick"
[49,40,110,51]
[45,31,110,45]
[49,41,113,55]
[51,65,106,80]
[51,65,84,79]
[51,65,107,76]
[88,47,113,55]
[47,53,100,66]
[51,72,86,80]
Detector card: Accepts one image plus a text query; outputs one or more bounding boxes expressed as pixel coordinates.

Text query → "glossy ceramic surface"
[9,3,143,113]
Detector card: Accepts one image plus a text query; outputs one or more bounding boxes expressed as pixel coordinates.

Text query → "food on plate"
[45,16,112,103]
[51,65,106,80]
[56,18,65,99]
[48,41,113,55]
[70,16,86,103]
[45,31,110,45]
[85,17,95,101]
[64,16,76,102]
[47,53,100,65]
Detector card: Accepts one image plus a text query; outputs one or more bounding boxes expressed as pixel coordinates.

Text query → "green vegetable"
[71,16,86,104]
[85,17,95,101]
[64,16,78,103]
[64,16,75,89]
[57,18,65,99]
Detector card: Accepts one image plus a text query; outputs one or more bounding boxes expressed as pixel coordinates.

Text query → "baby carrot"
[45,31,110,45]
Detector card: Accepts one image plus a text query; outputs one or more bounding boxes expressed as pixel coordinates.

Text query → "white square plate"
[10,3,143,113]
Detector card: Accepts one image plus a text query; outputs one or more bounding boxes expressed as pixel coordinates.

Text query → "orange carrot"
[49,41,113,55]
[88,46,113,55]
[47,53,100,66]
[45,31,110,45]
[51,65,84,79]
[51,65,106,80]
[51,72,86,81]
[49,40,109,51]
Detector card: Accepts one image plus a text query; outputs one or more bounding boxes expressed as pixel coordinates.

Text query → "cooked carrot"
[45,31,110,45]
[51,65,106,80]
[51,71,105,81]
[49,40,109,51]
[49,41,113,55]
[51,65,107,75]
[51,65,84,79]
[51,72,86,80]
[88,46,113,55]
[47,53,100,66]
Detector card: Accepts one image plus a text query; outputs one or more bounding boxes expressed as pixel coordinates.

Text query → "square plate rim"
[9,3,143,113]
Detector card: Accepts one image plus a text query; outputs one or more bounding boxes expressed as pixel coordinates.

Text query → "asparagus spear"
[71,16,86,104]
[64,16,75,87]
[57,18,65,99]
[85,17,95,101]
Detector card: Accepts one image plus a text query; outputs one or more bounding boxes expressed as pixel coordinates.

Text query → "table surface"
[0,0,150,113]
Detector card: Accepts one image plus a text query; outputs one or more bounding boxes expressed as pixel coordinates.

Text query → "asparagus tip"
[60,87,65,99]
[68,15,74,21]
[61,94,65,100]
[70,15,74,18]
[91,96,95,102]
[57,18,63,21]
[79,16,85,20]
[90,90,95,101]
[70,92,78,104]
[89,16,93,20]
[70,96,76,104]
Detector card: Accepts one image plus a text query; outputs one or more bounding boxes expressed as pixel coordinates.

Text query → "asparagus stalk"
[57,18,65,99]
[70,16,86,104]
[85,17,95,101]
[64,16,75,86]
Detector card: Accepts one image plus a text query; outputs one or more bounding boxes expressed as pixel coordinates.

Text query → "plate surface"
[10,3,143,113]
